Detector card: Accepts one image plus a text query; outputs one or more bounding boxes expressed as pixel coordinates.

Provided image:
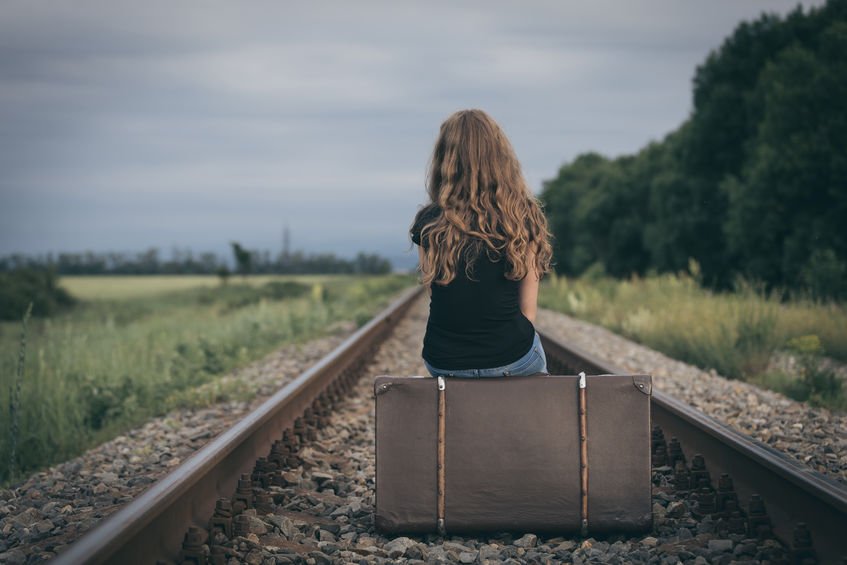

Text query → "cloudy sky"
[0,0,824,268]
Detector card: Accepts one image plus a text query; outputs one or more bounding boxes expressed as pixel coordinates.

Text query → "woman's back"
[411,205,534,369]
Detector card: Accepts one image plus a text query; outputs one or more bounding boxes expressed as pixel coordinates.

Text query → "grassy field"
[539,271,847,411]
[59,274,335,301]
[0,274,414,485]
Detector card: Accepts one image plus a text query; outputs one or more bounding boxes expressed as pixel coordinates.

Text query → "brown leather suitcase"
[374,373,652,536]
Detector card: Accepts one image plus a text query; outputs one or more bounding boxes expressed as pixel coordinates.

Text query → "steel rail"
[539,330,847,563]
[53,285,424,565]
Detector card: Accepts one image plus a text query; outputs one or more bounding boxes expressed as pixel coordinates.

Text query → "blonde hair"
[414,109,553,286]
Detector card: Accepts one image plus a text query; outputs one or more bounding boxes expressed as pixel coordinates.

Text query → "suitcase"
[374,373,652,535]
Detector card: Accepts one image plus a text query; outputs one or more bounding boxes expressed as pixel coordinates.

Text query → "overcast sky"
[0,0,824,268]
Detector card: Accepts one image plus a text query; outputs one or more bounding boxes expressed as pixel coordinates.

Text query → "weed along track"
[48,288,846,564]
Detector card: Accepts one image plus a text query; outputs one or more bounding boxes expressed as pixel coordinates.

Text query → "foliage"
[230,241,253,278]
[0,268,76,321]
[539,272,847,411]
[540,0,847,298]
[0,274,414,484]
[765,335,846,409]
[7,302,32,482]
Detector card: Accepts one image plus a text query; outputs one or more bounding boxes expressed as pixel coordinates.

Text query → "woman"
[410,108,553,377]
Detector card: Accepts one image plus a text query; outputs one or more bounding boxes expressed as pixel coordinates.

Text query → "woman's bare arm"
[418,245,431,297]
[519,251,539,323]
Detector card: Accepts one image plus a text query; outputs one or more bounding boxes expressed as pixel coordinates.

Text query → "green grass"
[539,270,847,411]
[0,274,414,485]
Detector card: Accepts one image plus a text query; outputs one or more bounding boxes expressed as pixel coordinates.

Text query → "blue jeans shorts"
[423,332,548,378]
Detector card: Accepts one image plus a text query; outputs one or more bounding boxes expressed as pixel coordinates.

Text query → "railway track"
[50,286,846,564]
[541,336,847,564]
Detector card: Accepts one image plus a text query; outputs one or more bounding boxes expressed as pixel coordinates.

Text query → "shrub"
[0,268,76,320]
[261,280,310,301]
[781,335,845,408]
[801,249,846,301]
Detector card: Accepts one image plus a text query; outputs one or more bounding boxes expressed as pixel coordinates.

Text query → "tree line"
[540,0,847,299]
[0,244,393,276]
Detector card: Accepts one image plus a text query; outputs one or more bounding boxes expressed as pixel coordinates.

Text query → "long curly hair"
[414,109,553,286]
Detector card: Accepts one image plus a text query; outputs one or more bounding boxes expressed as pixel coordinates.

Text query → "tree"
[539,1,847,297]
[230,242,253,280]
[725,23,847,293]
[216,265,231,286]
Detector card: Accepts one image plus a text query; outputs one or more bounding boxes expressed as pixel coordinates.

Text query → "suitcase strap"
[578,372,589,536]
[436,376,446,535]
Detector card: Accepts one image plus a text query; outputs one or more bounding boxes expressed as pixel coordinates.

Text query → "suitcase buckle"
[437,376,445,391]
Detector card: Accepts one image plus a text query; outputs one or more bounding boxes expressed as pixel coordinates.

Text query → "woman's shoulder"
[410,203,442,245]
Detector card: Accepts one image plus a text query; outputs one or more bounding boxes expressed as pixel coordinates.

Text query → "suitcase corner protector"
[632,374,652,395]
[374,375,394,396]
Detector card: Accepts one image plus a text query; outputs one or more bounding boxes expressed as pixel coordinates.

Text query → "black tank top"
[410,205,535,370]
